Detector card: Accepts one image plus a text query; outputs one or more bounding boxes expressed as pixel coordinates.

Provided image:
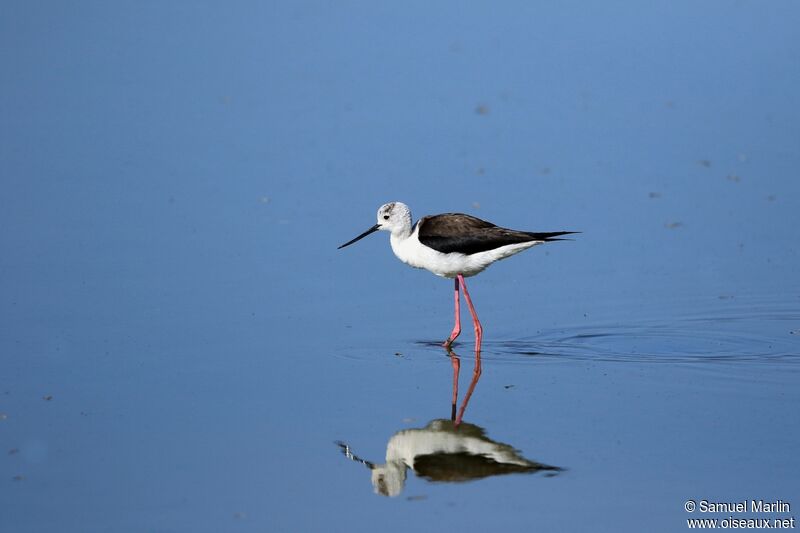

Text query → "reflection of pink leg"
[455,359,482,426]
[450,353,460,421]
[458,274,483,353]
[443,277,461,348]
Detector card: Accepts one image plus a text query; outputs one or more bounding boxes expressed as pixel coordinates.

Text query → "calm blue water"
[2,2,799,532]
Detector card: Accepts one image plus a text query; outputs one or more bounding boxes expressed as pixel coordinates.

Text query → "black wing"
[417,213,576,255]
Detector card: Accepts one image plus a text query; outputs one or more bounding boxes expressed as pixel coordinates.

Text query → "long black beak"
[338,224,381,249]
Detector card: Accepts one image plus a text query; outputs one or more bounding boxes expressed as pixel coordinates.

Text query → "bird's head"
[376,202,411,234]
[338,201,412,249]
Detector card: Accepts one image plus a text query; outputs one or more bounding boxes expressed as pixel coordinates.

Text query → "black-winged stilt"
[338,202,576,353]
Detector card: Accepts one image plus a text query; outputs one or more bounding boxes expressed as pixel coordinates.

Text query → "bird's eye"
[383,215,390,220]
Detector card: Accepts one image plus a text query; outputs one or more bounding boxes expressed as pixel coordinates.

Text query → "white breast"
[390,230,541,278]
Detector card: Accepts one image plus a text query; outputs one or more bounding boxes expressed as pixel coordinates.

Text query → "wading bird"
[338,202,575,353]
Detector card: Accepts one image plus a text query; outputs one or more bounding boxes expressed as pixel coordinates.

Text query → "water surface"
[2,1,799,532]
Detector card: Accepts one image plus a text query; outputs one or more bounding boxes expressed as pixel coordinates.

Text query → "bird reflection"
[336,349,562,497]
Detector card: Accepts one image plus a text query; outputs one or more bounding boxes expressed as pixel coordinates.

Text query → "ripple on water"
[428,294,800,366]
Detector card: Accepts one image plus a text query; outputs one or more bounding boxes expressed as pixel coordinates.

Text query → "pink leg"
[443,277,461,348]
[458,274,483,353]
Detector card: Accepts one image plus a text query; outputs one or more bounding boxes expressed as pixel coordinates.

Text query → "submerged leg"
[443,277,461,348]
[457,274,483,353]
